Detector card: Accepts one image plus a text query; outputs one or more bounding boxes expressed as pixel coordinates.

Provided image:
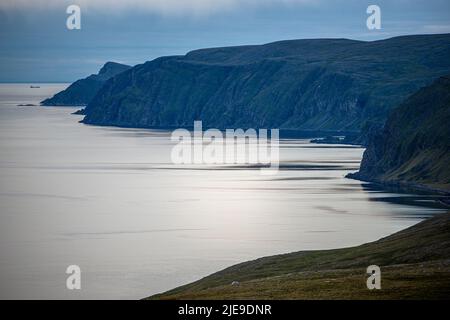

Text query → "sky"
[0,0,449,82]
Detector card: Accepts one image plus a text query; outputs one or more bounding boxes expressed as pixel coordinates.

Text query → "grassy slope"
[149,212,450,299]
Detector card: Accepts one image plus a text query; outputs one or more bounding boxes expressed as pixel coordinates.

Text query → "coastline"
[79,119,361,140]
[148,211,450,300]
[346,172,450,197]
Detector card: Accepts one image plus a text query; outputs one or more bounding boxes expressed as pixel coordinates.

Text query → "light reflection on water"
[0,84,447,299]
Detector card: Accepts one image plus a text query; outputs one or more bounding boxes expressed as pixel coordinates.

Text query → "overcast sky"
[1,0,449,82]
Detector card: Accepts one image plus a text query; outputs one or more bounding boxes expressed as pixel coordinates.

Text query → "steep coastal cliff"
[348,75,450,193]
[82,34,450,135]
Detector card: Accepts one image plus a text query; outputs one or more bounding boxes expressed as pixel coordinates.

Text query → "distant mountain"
[348,75,450,193]
[41,62,131,106]
[81,34,450,135]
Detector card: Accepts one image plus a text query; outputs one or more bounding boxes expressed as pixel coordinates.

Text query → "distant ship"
[30,85,40,88]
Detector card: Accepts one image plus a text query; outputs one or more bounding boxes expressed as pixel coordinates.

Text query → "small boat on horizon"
[30,85,40,88]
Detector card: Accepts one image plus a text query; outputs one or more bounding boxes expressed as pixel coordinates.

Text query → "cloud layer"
[0,0,316,15]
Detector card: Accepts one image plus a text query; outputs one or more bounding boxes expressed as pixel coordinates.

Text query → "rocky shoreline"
[346,172,450,197]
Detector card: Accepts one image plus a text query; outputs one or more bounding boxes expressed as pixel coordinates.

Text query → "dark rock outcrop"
[348,75,450,193]
[41,62,131,106]
[82,34,450,135]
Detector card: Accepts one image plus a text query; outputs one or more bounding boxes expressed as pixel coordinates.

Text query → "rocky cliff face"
[41,62,131,106]
[82,34,450,132]
[349,75,450,192]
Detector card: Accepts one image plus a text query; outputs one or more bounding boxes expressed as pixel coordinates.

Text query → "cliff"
[82,34,450,133]
[41,62,131,106]
[348,75,450,192]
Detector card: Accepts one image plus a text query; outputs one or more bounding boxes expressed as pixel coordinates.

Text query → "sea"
[0,83,446,299]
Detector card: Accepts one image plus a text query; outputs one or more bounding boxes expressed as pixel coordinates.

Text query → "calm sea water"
[0,84,446,299]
